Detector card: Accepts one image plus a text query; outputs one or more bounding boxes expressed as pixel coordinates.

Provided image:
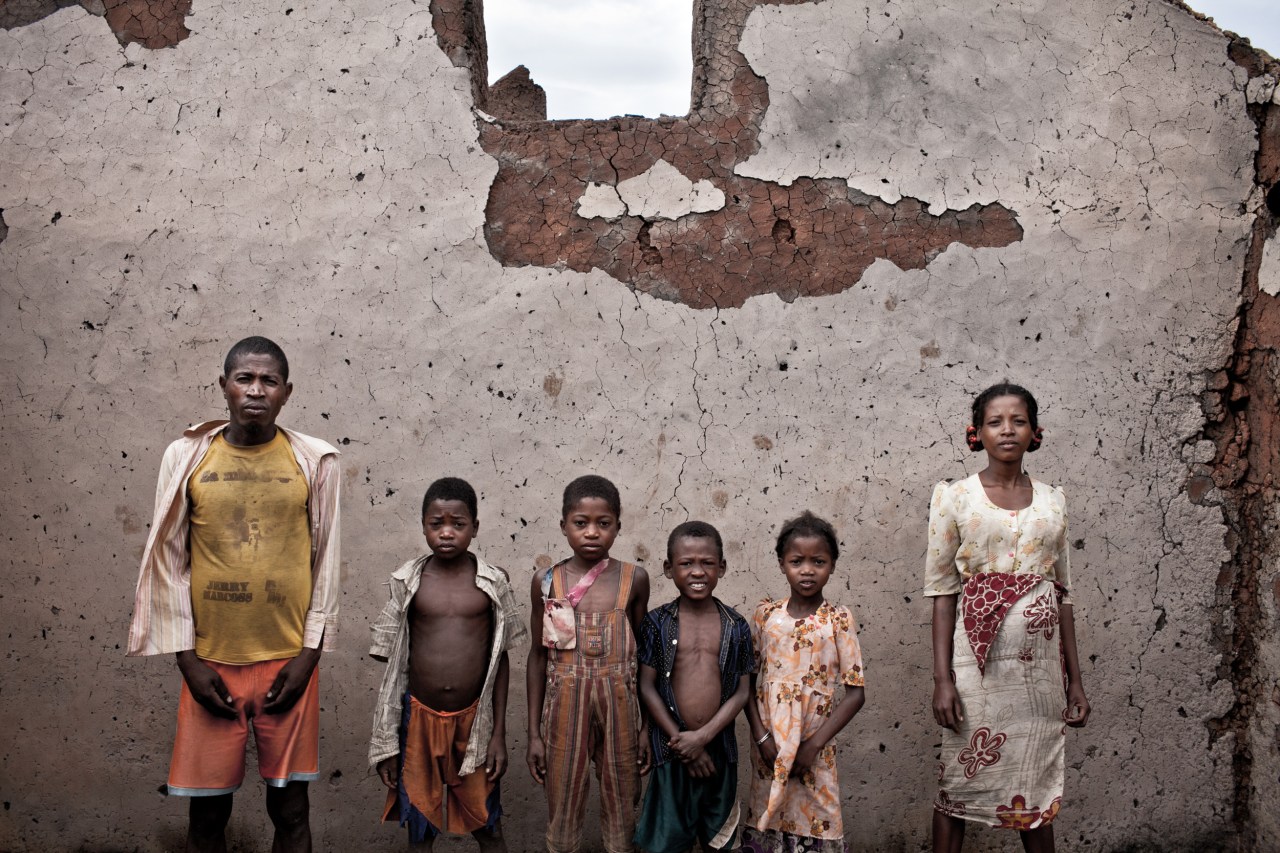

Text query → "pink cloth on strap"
[542,559,610,649]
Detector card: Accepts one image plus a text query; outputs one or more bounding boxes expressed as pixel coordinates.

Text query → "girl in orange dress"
[926,383,1091,853]
[742,512,866,853]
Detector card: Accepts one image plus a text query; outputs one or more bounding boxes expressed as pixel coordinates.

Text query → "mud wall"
[1,0,1276,850]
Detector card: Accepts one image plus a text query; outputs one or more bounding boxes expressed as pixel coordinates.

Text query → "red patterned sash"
[961,573,1041,675]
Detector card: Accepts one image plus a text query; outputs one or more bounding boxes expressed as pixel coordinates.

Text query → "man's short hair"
[224,336,290,381]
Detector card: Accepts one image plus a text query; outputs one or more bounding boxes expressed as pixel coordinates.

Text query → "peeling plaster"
[435,0,1024,309]
[614,159,726,220]
[1262,235,1280,297]
[577,162,727,222]
[1,0,191,48]
[576,181,627,220]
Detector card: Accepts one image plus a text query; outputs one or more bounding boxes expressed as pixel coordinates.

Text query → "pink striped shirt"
[126,420,341,657]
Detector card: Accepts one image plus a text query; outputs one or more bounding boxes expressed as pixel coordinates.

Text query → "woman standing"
[926,383,1090,853]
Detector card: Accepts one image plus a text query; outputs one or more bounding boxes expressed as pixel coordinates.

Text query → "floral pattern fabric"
[744,599,864,852]
[935,575,1067,828]
[923,474,1071,604]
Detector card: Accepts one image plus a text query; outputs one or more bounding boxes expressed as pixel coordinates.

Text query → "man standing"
[128,336,341,853]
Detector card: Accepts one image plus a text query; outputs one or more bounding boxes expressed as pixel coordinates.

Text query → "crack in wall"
[1,0,191,49]
[430,0,1024,309]
[1196,35,1280,848]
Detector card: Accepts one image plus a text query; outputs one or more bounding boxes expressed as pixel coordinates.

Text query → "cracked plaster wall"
[0,0,1275,850]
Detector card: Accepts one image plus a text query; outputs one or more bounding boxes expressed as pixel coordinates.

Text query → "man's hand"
[176,650,237,719]
[263,647,320,715]
[485,733,509,782]
[376,756,399,791]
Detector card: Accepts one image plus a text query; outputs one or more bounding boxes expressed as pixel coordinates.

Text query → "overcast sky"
[484,0,1278,121]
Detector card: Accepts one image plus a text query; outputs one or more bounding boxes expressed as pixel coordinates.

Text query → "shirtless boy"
[527,474,651,853]
[369,477,527,851]
[634,521,754,853]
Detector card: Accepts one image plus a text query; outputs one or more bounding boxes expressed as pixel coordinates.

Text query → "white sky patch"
[484,0,1276,123]
[485,0,693,120]
[1186,0,1280,58]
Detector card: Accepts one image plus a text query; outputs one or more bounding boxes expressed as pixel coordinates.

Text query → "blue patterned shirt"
[637,597,755,767]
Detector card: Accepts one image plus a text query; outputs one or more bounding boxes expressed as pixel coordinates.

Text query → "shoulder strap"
[614,562,635,610]
[565,559,610,607]
[540,562,560,599]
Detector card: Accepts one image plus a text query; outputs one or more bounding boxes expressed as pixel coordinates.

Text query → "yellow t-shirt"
[188,431,312,663]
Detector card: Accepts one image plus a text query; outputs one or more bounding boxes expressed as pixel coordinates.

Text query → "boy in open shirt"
[369,477,527,851]
[635,521,754,853]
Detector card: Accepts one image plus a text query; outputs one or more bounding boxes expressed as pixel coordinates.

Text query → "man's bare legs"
[187,793,233,853]
[266,781,312,853]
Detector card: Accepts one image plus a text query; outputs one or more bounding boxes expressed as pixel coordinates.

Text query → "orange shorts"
[167,657,319,796]
[383,694,500,840]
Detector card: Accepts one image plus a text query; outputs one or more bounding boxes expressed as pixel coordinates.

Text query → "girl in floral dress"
[742,512,865,853]
[926,383,1091,853]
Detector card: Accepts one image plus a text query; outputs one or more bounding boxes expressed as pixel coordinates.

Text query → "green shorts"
[634,742,739,853]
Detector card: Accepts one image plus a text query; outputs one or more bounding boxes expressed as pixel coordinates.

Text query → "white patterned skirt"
[935,573,1066,829]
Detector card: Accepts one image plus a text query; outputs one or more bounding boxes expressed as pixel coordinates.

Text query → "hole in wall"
[484,0,692,120]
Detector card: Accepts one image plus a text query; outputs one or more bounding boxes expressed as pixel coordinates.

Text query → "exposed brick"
[487,65,546,123]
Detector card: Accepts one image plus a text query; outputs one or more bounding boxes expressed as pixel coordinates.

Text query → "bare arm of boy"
[639,663,715,779]
[638,663,678,740]
[487,650,511,781]
[668,672,750,762]
[1060,603,1091,727]
[931,594,963,730]
[625,564,651,638]
[526,568,549,784]
[791,685,865,778]
[745,672,779,768]
[626,567,652,776]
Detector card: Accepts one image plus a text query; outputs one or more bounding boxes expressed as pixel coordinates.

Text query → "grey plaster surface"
[0,0,1264,849]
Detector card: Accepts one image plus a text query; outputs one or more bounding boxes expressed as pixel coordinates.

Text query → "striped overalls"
[542,561,641,853]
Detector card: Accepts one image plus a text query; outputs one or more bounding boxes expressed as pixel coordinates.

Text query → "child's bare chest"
[674,613,721,670]
[412,574,491,622]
